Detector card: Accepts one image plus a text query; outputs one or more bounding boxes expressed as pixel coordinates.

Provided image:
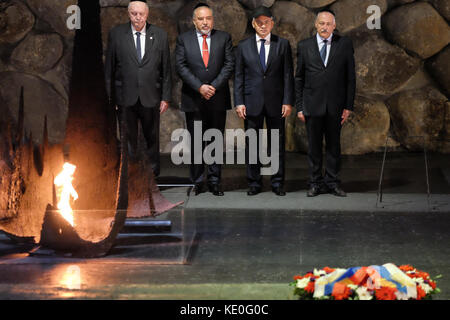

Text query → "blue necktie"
[320,39,328,65]
[136,32,142,62]
[259,39,266,72]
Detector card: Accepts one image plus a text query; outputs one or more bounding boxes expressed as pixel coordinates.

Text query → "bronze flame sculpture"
[0,0,180,257]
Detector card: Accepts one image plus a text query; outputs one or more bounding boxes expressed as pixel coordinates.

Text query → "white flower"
[347,284,359,290]
[356,287,373,300]
[420,283,433,294]
[313,268,326,277]
[296,277,310,289]
[412,277,424,284]
[395,291,409,300]
[314,287,324,298]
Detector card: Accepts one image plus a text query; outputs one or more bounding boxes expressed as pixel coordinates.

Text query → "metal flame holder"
[38,185,195,264]
[113,185,196,264]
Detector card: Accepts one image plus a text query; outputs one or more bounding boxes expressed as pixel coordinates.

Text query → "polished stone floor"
[0,152,449,300]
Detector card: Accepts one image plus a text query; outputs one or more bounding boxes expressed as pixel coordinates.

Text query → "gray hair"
[128,1,149,12]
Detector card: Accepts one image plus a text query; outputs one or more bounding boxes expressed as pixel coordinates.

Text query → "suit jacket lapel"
[312,36,326,68]
[208,29,217,67]
[265,34,277,73]
[326,34,340,67]
[191,29,205,67]
[125,24,139,64]
[142,24,154,64]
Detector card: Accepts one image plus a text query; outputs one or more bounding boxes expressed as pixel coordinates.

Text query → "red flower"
[428,280,437,290]
[417,271,430,279]
[332,284,352,300]
[305,281,315,293]
[294,275,303,280]
[375,287,397,300]
[416,286,426,300]
[399,265,414,272]
[323,267,335,274]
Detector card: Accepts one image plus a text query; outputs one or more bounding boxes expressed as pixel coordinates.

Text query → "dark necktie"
[136,32,142,62]
[320,39,328,64]
[259,39,266,71]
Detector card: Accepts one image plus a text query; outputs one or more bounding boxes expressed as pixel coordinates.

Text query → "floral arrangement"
[291,263,441,300]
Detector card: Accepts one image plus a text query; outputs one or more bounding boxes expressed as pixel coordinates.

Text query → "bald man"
[295,9,356,197]
[105,0,171,177]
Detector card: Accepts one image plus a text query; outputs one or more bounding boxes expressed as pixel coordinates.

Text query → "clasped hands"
[199,84,216,100]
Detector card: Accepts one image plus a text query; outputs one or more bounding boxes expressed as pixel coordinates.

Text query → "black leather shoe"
[330,187,347,197]
[192,183,204,196]
[272,186,286,196]
[208,184,224,196]
[307,186,321,197]
[247,186,261,196]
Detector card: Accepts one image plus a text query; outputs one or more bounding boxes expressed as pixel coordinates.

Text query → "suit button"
[263,76,266,79]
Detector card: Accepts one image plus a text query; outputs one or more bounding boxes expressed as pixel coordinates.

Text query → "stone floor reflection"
[0,153,449,299]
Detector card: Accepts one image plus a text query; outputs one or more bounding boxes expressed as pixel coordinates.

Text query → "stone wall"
[1,0,449,154]
[0,0,77,145]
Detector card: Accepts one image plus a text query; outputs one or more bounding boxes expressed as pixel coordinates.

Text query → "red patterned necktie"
[202,34,209,68]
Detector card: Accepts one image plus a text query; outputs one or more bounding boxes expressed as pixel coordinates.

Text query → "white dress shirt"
[131,24,146,59]
[256,33,271,65]
[317,33,333,66]
[196,30,211,58]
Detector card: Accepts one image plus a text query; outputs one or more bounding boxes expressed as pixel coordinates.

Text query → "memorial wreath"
[291,263,441,300]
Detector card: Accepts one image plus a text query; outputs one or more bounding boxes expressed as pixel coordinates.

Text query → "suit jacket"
[295,34,356,117]
[175,29,234,112]
[105,22,171,108]
[234,34,294,118]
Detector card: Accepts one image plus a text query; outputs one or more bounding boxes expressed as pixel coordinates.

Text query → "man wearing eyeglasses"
[234,6,294,196]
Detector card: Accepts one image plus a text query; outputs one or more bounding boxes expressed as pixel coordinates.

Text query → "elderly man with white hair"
[105,0,171,177]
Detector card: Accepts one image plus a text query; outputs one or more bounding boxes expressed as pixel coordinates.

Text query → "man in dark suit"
[295,9,356,197]
[234,6,294,196]
[105,0,171,177]
[175,3,234,196]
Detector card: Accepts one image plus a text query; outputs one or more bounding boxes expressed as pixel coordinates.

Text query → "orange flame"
[54,162,78,226]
